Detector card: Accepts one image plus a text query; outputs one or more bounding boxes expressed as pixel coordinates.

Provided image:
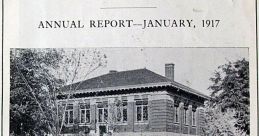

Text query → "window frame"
[174,106,179,123]
[64,104,74,126]
[116,100,128,123]
[98,107,108,123]
[192,110,196,126]
[79,103,91,124]
[135,98,148,122]
[183,108,188,125]
[97,101,108,123]
[122,104,128,122]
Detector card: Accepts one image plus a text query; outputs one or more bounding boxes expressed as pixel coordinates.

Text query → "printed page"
[2,0,257,136]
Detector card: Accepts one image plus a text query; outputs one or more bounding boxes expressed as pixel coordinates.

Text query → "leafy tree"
[10,49,64,135]
[206,58,249,135]
[10,48,107,136]
[203,102,245,136]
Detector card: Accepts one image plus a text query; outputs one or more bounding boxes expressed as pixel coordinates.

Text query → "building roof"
[61,68,209,99]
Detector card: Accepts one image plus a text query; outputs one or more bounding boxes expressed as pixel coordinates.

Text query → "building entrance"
[99,125,107,136]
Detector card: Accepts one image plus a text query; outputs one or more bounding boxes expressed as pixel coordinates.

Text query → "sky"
[82,47,248,96]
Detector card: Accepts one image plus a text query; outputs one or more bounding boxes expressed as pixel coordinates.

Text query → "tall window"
[97,101,108,123]
[65,104,74,125]
[174,106,179,123]
[136,98,148,122]
[79,103,90,124]
[192,110,196,126]
[183,108,188,125]
[116,98,128,123]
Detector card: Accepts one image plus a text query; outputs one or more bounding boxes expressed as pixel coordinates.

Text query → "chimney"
[165,63,174,81]
[109,70,117,73]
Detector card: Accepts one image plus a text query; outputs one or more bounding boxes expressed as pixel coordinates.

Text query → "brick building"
[57,64,209,136]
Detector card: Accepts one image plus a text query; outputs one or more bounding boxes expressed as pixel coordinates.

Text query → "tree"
[10,49,64,135]
[10,48,107,135]
[203,102,245,136]
[205,58,249,135]
[56,49,107,135]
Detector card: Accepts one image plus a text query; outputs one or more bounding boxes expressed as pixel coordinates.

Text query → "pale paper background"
[2,0,257,135]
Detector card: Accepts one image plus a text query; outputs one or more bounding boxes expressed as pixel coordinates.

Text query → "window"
[192,110,196,126]
[174,106,179,123]
[65,104,74,125]
[97,101,108,123]
[183,109,188,125]
[79,103,90,124]
[122,105,127,122]
[116,106,122,122]
[115,98,128,123]
[136,98,148,122]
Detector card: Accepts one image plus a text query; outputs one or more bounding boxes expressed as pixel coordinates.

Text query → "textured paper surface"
[2,0,257,135]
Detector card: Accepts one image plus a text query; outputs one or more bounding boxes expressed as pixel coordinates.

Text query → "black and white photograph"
[9,48,249,136]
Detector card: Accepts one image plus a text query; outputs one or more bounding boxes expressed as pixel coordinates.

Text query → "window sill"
[79,123,91,126]
[134,121,148,125]
[174,122,180,125]
[64,124,74,127]
[97,122,108,124]
[115,122,128,125]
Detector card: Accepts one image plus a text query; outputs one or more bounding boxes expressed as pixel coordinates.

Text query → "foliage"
[10,49,63,135]
[10,48,107,136]
[206,58,249,135]
[203,102,246,136]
